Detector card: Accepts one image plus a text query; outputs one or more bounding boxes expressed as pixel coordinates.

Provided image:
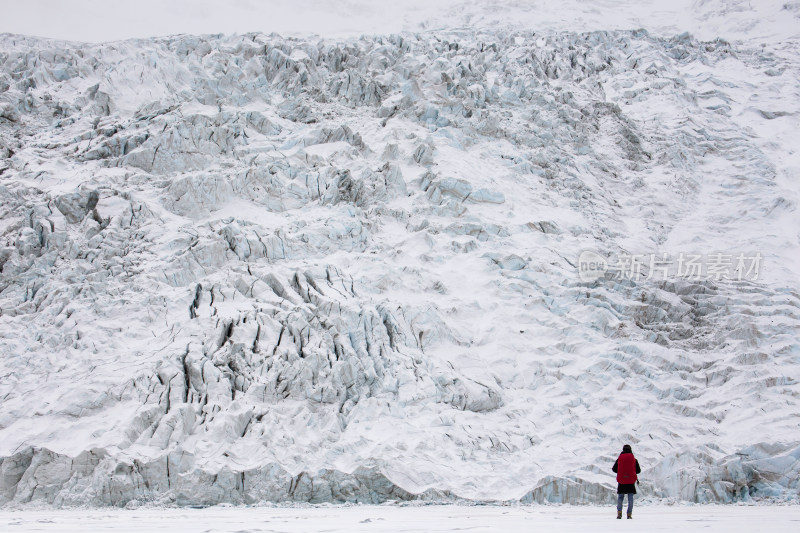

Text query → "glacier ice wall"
[0,28,799,507]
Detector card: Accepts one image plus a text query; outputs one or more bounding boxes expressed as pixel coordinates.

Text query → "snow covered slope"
[0,16,799,507]
[3,0,799,44]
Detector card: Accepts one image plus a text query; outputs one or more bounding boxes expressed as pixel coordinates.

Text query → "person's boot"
[627,512,632,519]
[617,510,622,519]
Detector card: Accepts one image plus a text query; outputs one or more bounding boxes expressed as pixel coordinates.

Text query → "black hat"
[622,444,632,453]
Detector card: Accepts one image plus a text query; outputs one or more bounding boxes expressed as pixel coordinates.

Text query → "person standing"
[612,444,641,519]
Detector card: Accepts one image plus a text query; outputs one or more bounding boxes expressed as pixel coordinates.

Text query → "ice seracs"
[0,25,798,507]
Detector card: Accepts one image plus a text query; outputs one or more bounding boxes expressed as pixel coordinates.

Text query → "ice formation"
[0,11,799,507]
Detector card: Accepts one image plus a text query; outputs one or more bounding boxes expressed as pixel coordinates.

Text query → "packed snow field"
[3,504,800,532]
[1,1,800,510]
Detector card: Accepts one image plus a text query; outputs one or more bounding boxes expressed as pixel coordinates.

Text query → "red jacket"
[615,453,638,484]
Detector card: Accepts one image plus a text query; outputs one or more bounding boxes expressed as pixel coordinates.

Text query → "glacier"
[0,14,799,508]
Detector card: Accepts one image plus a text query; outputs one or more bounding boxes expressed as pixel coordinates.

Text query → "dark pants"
[617,493,633,514]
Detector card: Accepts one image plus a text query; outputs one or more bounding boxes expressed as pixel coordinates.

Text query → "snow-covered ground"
[2,0,799,44]
[1,0,799,509]
[2,504,800,532]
